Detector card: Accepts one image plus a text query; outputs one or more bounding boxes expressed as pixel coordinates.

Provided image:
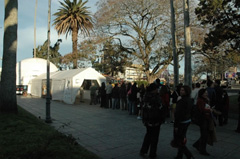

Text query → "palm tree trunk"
[72,27,78,69]
[183,0,192,87]
[0,0,18,113]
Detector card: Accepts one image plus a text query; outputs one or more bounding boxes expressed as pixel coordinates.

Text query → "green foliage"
[195,0,240,52]
[53,0,93,37]
[134,80,149,87]
[94,39,132,76]
[0,107,100,159]
[34,40,62,68]
[53,0,94,69]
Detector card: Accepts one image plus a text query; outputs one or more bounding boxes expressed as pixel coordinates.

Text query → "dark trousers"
[90,94,96,105]
[140,125,160,157]
[106,94,112,108]
[175,123,192,158]
[223,110,229,124]
[193,119,209,153]
[236,104,240,132]
[216,104,223,126]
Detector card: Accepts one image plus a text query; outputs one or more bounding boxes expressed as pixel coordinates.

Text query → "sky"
[0,0,99,66]
[0,0,185,75]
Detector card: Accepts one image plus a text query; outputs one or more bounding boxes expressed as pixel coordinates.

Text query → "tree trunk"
[183,0,192,87]
[72,27,78,69]
[170,0,179,89]
[0,0,18,113]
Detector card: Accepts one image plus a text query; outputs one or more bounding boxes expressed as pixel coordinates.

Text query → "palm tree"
[53,0,93,69]
[0,0,18,113]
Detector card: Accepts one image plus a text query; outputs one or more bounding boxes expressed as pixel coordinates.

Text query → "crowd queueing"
[88,78,235,159]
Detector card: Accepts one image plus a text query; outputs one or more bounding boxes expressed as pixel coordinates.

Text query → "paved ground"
[17,95,240,159]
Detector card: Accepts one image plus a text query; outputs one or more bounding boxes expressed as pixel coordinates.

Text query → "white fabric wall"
[30,79,42,97]
[51,79,65,101]
[30,68,106,104]
[16,58,58,93]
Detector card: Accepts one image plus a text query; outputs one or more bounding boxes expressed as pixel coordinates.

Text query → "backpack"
[142,93,166,125]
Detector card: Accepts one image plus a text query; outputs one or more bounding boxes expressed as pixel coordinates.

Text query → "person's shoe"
[223,120,228,125]
[200,151,210,156]
[148,154,157,159]
[235,129,240,133]
[137,116,142,120]
[192,144,200,151]
[139,151,146,157]
[174,156,183,159]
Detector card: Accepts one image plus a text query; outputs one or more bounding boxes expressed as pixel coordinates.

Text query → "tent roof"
[17,57,58,72]
[33,67,103,80]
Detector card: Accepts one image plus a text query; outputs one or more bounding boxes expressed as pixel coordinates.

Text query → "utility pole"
[46,0,52,123]
[183,0,192,87]
[170,0,179,88]
[34,0,38,58]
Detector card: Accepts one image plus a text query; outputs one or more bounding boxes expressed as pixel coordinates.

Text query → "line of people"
[90,78,230,159]
[139,79,229,159]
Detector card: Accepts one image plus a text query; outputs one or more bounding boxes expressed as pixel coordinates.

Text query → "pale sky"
[0,0,185,75]
[0,0,98,66]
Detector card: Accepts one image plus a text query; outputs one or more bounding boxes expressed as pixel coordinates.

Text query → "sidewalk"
[17,96,240,159]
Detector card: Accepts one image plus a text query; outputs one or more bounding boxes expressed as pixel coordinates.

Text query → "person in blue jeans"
[112,83,120,109]
[128,82,138,115]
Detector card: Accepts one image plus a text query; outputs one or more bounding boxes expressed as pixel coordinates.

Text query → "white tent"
[16,58,58,93]
[30,67,106,104]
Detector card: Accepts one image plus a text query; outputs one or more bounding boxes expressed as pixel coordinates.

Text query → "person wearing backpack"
[172,85,194,159]
[140,83,166,159]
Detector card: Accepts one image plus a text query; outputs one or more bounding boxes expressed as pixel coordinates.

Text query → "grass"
[0,107,101,159]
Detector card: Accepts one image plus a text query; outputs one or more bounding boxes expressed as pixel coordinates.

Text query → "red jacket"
[161,93,170,108]
[196,97,212,119]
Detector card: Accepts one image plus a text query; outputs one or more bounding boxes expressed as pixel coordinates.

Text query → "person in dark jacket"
[137,84,146,119]
[173,85,194,159]
[100,82,107,108]
[214,80,224,126]
[222,90,229,125]
[235,91,240,133]
[112,83,120,110]
[128,82,138,115]
[140,83,165,159]
[119,82,127,110]
[170,84,183,123]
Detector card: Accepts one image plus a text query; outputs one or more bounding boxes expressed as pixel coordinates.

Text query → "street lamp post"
[170,0,179,89]
[183,0,192,87]
[46,0,52,123]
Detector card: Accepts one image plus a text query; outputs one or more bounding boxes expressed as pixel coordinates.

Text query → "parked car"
[16,85,28,95]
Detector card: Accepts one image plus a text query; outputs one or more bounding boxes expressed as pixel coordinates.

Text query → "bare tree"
[95,0,174,83]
